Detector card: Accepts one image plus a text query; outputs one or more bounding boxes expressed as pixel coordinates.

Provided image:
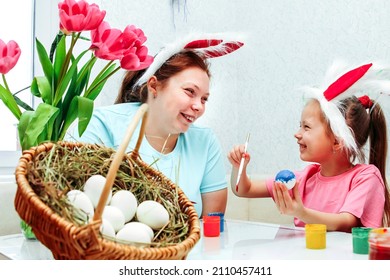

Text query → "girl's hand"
[227,144,250,168]
[273,180,304,216]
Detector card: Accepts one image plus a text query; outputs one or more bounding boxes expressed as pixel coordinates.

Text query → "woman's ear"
[147,76,158,96]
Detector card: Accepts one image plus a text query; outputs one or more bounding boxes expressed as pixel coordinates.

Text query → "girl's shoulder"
[350,163,382,180]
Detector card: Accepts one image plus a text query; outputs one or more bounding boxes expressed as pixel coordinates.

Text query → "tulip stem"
[1,74,10,92]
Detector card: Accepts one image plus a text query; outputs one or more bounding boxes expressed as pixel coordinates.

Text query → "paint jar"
[368,227,390,260]
[207,212,224,232]
[352,227,372,254]
[305,224,326,249]
[203,215,220,237]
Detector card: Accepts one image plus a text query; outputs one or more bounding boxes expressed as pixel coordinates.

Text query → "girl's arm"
[227,144,270,198]
[274,182,359,232]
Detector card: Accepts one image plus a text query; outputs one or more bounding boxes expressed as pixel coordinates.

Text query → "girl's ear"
[333,137,344,153]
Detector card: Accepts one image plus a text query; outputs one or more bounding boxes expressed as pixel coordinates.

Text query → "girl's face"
[294,100,336,163]
[151,66,210,134]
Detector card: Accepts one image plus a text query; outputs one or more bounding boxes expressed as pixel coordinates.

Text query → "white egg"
[110,190,138,222]
[116,222,153,246]
[100,218,116,239]
[102,205,125,232]
[123,221,154,240]
[66,190,94,220]
[136,200,170,230]
[83,174,112,208]
[275,169,296,190]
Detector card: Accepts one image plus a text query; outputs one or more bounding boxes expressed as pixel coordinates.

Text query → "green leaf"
[86,78,107,100]
[61,69,83,121]
[53,49,89,106]
[18,111,34,148]
[59,96,93,139]
[50,32,64,62]
[19,103,59,150]
[30,78,41,98]
[53,35,66,89]
[36,38,53,86]
[13,95,33,111]
[86,63,118,100]
[0,84,22,120]
[75,56,97,92]
[77,97,94,136]
[31,76,52,104]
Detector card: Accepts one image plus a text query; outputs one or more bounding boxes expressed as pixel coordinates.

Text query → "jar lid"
[305,224,327,232]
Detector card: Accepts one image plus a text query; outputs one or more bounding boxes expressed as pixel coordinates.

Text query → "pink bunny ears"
[133,33,244,87]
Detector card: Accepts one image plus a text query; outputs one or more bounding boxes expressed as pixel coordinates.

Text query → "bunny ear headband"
[303,61,390,154]
[133,33,244,88]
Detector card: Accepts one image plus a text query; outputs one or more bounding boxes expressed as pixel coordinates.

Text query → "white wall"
[94,0,390,178]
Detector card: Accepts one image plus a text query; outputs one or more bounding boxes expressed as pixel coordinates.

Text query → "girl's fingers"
[292,180,301,201]
[228,144,248,166]
[274,182,287,212]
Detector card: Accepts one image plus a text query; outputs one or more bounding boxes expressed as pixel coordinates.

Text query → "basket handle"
[92,103,149,223]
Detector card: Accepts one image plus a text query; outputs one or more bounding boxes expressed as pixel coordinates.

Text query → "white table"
[0,219,367,260]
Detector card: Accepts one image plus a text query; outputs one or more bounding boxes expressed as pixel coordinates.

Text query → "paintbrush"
[235,133,250,192]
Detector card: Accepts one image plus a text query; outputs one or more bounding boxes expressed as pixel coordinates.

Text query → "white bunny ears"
[133,33,244,88]
[303,61,390,155]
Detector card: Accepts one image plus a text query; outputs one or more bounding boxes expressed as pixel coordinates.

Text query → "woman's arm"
[201,188,228,216]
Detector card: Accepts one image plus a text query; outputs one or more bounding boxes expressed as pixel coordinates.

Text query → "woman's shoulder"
[186,122,214,134]
[185,124,217,141]
[94,103,140,118]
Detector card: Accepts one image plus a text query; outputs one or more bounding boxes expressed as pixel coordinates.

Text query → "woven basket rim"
[14,141,201,260]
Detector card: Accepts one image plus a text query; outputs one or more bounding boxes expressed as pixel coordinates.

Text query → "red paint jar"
[368,228,390,260]
[203,215,220,237]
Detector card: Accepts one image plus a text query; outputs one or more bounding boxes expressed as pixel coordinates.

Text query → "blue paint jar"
[207,212,224,232]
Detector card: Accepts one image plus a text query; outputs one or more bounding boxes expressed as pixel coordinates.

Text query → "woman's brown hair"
[115,50,210,104]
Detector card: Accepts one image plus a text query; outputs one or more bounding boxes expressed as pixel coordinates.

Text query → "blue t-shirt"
[70,102,227,216]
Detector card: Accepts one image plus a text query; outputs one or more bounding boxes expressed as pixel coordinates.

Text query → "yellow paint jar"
[305,224,326,249]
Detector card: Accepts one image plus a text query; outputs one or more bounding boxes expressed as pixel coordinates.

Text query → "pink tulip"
[58,0,106,33]
[121,45,154,71]
[123,25,148,47]
[0,39,21,75]
[90,21,124,60]
[91,22,153,71]
[119,25,153,70]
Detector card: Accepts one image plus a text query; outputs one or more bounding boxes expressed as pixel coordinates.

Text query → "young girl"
[228,62,390,232]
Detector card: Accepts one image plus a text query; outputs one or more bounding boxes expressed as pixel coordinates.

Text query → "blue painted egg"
[275,169,296,190]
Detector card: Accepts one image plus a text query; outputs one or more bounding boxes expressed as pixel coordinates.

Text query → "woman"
[73,34,244,217]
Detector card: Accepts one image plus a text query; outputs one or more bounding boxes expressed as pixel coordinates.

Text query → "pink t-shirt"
[266,164,385,228]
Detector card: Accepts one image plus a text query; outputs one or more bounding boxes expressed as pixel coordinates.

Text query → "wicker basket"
[14,104,201,260]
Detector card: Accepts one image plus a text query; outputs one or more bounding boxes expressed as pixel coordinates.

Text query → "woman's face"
[151,66,210,134]
[294,100,336,163]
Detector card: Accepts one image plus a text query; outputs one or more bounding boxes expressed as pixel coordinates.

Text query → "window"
[0,0,57,179]
[0,1,33,151]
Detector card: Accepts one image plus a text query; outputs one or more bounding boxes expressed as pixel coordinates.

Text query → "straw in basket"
[14,104,201,259]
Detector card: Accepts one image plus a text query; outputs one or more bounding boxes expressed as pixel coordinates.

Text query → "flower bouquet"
[0,0,153,239]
